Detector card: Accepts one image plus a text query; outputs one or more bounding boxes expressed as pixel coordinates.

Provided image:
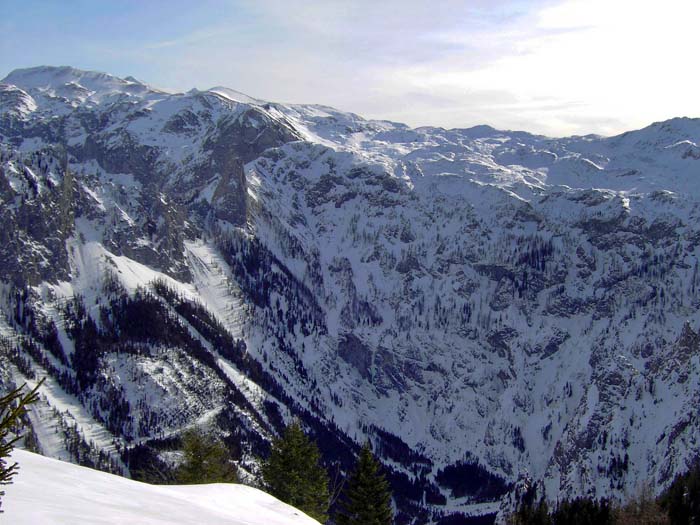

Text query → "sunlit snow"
[4,449,320,525]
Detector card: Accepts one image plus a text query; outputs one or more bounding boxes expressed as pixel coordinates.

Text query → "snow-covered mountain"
[2,65,700,523]
[4,448,321,524]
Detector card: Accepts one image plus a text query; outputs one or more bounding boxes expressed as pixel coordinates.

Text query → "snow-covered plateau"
[1,65,700,523]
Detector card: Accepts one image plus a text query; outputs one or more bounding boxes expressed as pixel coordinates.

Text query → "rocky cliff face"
[2,66,700,523]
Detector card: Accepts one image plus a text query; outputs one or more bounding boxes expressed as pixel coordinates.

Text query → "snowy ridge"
[207,86,265,105]
[0,84,37,118]
[2,65,163,106]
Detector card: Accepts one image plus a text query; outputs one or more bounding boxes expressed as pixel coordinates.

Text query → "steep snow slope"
[4,448,320,525]
[2,65,700,523]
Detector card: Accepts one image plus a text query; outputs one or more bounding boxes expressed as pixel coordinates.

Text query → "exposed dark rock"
[338,332,372,379]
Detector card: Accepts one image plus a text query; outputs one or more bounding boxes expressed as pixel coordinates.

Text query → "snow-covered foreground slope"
[4,448,320,525]
[2,65,700,523]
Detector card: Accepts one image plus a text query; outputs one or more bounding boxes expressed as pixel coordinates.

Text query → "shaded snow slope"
[4,449,320,525]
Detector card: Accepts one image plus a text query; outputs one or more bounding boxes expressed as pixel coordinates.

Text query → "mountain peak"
[4,65,113,86]
[609,116,700,147]
[1,65,161,103]
[206,86,263,105]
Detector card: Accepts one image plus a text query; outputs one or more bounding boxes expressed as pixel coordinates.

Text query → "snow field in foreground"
[4,448,320,525]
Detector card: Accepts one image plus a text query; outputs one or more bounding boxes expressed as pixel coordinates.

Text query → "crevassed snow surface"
[4,449,320,525]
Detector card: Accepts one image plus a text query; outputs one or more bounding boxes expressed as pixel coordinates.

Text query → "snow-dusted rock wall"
[2,65,700,522]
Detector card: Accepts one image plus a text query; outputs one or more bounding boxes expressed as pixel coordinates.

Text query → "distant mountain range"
[2,65,700,524]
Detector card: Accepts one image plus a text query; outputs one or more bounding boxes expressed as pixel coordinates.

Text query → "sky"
[1,0,698,136]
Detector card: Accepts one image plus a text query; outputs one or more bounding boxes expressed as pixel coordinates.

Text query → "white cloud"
[361,0,700,135]
[102,0,699,136]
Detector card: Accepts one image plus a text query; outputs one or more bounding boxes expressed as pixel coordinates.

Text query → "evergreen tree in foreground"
[336,442,393,525]
[176,427,237,484]
[0,379,43,512]
[261,421,330,523]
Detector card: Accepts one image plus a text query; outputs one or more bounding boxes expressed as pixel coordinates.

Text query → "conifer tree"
[508,499,551,525]
[551,497,613,525]
[261,421,330,523]
[507,482,550,525]
[616,484,668,525]
[336,442,393,525]
[1,379,43,512]
[176,427,237,484]
[661,462,700,525]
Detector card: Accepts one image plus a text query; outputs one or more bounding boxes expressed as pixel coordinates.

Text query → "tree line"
[1,387,392,524]
[3,380,699,524]
[175,421,393,524]
[509,470,700,525]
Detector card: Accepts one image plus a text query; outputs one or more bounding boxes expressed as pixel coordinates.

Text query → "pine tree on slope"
[336,442,393,525]
[176,427,237,484]
[0,379,43,512]
[261,421,330,523]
